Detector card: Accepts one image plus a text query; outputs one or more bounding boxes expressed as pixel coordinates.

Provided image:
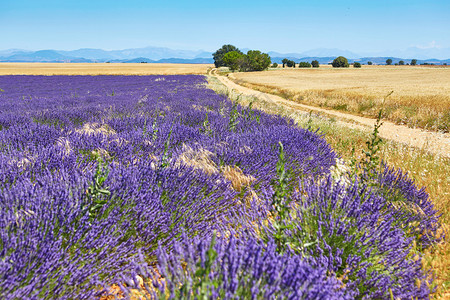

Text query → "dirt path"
[210,69,450,158]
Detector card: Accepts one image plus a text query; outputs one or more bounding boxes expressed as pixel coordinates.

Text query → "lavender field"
[0,75,443,299]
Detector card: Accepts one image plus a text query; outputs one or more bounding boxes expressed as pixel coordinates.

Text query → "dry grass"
[0,63,212,75]
[231,65,450,132]
[207,75,450,299]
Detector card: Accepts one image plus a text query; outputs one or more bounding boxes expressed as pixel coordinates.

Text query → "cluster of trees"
[213,45,271,72]
[281,59,320,68]
[387,58,417,65]
[298,62,312,68]
[331,57,422,67]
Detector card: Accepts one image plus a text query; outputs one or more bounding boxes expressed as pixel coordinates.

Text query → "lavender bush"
[122,234,352,299]
[0,75,441,299]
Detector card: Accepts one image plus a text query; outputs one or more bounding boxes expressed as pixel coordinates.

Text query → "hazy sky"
[1,0,449,53]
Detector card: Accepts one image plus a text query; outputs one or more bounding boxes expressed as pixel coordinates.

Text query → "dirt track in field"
[210,69,450,158]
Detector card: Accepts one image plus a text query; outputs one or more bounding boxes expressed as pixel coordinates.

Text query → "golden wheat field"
[0,63,213,75]
[231,65,450,132]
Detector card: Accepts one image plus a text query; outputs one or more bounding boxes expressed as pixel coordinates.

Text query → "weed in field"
[360,109,384,184]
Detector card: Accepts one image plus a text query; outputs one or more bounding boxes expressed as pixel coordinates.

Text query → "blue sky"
[1,0,449,54]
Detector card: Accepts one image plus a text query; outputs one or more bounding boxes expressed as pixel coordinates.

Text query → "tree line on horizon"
[213,45,444,71]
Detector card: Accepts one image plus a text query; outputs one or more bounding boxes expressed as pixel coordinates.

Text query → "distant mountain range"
[0,47,214,64]
[0,46,449,64]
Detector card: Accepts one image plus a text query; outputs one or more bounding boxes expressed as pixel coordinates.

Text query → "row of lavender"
[0,75,441,299]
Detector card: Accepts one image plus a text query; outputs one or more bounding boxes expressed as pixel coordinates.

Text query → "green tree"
[282,58,289,68]
[237,55,251,72]
[286,60,295,68]
[311,60,319,68]
[212,45,242,68]
[411,59,417,66]
[353,62,361,68]
[399,60,405,65]
[367,61,373,65]
[386,59,392,65]
[223,51,244,71]
[246,50,271,71]
[332,56,349,68]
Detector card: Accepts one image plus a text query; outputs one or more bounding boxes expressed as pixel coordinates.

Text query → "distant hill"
[108,57,214,64]
[58,48,117,60]
[155,57,214,64]
[0,46,448,64]
[3,50,79,62]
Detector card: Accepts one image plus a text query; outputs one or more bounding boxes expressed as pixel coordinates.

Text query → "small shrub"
[367,61,373,65]
[272,62,278,68]
[353,62,361,68]
[298,62,312,68]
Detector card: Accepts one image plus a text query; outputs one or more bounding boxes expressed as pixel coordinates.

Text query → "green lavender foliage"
[270,142,295,253]
[143,115,159,142]
[265,142,318,255]
[228,101,240,132]
[179,234,219,299]
[201,112,213,136]
[243,99,261,124]
[85,158,111,222]
[142,117,149,138]
[151,116,159,142]
[159,125,174,171]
